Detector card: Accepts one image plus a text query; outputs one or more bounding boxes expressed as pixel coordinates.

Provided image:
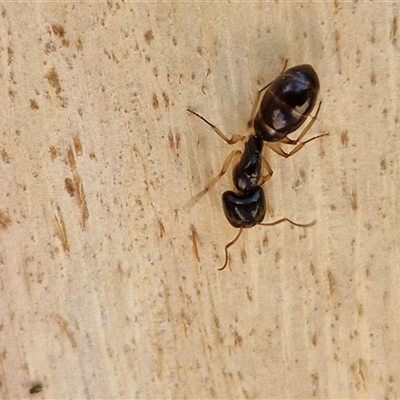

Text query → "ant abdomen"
[254,64,320,142]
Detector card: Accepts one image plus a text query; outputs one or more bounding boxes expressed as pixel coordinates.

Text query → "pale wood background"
[1,2,399,399]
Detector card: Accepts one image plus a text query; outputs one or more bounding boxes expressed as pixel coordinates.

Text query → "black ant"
[187,63,327,270]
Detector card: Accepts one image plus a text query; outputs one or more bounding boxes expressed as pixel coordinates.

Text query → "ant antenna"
[259,218,316,228]
[218,228,243,271]
[218,218,315,271]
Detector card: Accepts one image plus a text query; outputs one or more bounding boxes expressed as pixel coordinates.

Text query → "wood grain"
[1,2,399,399]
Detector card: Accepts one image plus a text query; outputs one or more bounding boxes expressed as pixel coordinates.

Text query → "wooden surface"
[1,3,399,399]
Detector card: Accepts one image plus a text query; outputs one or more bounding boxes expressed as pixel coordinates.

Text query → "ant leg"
[281,133,329,158]
[258,156,274,186]
[247,83,272,128]
[248,59,289,128]
[266,102,327,158]
[185,150,242,210]
[259,217,316,228]
[267,132,328,158]
[280,59,289,74]
[187,109,244,144]
[218,227,243,271]
[281,101,322,145]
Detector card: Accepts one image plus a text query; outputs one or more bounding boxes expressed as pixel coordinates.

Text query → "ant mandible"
[187,62,328,271]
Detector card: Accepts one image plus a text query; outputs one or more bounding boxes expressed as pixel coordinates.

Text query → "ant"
[187,62,328,270]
